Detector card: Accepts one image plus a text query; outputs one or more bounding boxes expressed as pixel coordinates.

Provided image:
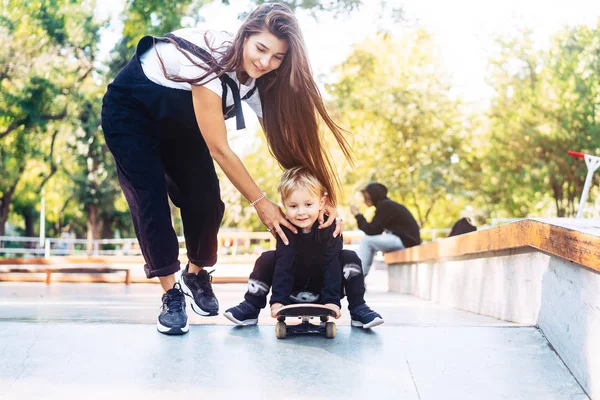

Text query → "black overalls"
[101,34,257,279]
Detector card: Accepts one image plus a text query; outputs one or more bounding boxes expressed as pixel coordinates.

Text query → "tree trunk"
[101,215,113,240]
[86,204,103,253]
[551,181,566,217]
[23,208,35,237]
[0,176,22,237]
[0,197,8,237]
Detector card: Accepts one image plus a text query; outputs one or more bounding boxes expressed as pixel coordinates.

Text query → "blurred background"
[1,0,599,247]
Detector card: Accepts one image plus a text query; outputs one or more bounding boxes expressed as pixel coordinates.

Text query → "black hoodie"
[270,221,342,307]
[354,183,421,248]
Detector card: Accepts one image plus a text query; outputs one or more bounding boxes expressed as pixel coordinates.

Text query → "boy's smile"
[282,187,325,233]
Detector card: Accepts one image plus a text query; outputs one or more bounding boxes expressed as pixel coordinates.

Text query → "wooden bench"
[0,266,132,285]
[0,256,255,284]
[384,218,600,272]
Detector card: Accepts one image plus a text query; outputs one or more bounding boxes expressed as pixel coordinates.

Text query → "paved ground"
[0,268,589,400]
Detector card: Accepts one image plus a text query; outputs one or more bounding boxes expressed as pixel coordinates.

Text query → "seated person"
[224,167,384,329]
[350,183,421,276]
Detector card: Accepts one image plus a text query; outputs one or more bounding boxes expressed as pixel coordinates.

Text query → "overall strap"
[159,33,250,130]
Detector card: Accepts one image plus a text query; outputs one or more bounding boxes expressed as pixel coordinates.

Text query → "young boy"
[224,167,384,328]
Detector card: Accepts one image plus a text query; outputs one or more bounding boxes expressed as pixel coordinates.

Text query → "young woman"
[101,3,353,335]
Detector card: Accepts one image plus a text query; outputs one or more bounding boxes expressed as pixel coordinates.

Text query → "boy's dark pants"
[244,249,366,311]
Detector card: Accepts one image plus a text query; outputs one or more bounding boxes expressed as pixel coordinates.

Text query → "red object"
[568,151,585,159]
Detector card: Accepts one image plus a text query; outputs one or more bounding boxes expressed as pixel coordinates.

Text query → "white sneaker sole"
[156,317,189,335]
[223,311,258,326]
[179,276,216,316]
[351,317,384,329]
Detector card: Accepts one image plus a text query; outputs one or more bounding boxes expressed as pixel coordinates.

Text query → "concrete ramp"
[0,277,589,399]
[386,218,599,399]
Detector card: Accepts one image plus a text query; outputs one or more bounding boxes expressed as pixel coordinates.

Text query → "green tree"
[328,30,474,228]
[0,0,100,236]
[484,25,600,218]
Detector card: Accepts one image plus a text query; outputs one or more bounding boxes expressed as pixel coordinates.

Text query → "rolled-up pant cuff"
[188,255,217,268]
[145,260,181,279]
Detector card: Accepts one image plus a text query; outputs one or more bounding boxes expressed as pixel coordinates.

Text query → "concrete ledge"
[388,249,549,324]
[386,219,599,398]
[384,218,599,272]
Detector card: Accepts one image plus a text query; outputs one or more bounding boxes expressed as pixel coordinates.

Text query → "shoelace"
[195,270,215,297]
[164,285,184,313]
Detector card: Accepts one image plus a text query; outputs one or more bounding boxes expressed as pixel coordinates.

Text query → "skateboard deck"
[274,303,337,339]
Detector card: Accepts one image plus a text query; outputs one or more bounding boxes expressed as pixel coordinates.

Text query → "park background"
[1,0,599,246]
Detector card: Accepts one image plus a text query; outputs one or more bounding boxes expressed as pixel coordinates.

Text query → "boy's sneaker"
[350,304,384,329]
[223,300,260,326]
[180,266,219,316]
[157,283,189,335]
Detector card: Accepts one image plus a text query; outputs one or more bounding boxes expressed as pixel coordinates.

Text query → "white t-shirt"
[140,28,263,118]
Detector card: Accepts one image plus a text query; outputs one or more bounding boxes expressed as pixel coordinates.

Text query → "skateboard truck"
[275,304,336,339]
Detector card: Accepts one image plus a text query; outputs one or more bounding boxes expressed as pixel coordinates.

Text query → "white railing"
[0,228,453,259]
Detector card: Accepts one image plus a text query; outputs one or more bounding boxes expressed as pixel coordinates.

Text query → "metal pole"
[576,155,600,218]
[45,238,51,259]
[39,188,46,247]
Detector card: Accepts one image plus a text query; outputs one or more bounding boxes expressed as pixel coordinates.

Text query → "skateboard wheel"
[320,316,329,322]
[276,321,287,339]
[325,322,336,338]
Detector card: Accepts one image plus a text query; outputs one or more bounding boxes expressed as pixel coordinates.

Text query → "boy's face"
[282,187,325,233]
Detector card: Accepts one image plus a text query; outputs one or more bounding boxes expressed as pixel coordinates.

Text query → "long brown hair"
[158,3,353,206]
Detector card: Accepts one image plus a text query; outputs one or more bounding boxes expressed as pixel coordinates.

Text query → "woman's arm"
[191,86,297,243]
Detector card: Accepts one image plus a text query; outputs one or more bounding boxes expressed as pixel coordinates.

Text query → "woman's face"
[242,30,288,79]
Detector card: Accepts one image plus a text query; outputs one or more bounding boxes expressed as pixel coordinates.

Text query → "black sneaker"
[157,283,189,335]
[223,300,260,326]
[179,265,219,316]
[350,304,384,329]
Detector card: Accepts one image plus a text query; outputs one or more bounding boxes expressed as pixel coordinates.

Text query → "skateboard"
[274,303,337,339]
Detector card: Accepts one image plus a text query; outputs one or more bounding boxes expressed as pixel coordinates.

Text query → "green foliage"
[328,30,476,228]
[9,0,598,241]
[484,24,600,217]
[0,0,101,236]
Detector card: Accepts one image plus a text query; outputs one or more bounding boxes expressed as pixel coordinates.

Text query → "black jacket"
[270,222,342,307]
[355,183,421,248]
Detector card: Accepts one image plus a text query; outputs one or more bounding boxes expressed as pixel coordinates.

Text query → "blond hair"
[278,167,326,203]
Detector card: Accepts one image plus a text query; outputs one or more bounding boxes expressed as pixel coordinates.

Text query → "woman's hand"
[318,201,344,237]
[270,302,284,318]
[255,199,297,245]
[324,303,341,319]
